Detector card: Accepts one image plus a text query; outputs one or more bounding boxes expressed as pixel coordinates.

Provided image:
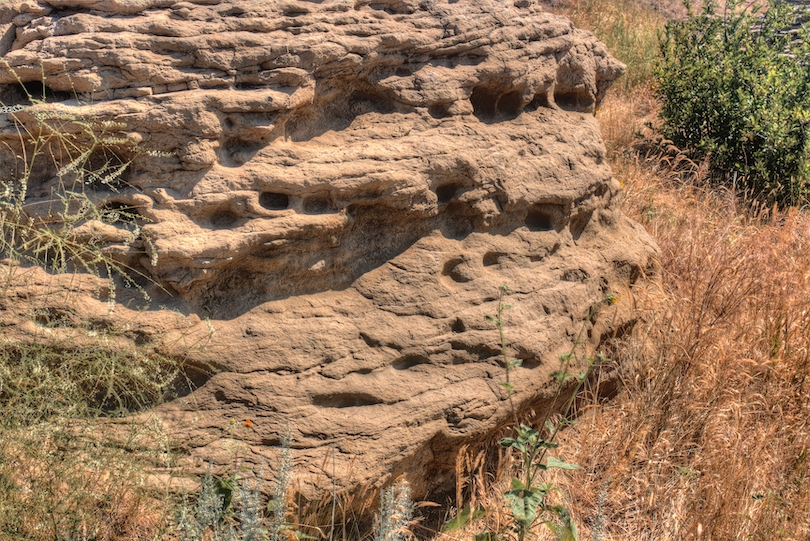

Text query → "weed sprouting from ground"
[374,480,414,541]
[269,431,293,541]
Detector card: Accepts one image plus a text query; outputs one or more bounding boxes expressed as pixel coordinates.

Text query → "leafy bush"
[655,0,810,206]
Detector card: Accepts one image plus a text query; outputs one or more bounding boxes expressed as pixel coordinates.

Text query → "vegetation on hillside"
[656,0,810,206]
[1,0,809,539]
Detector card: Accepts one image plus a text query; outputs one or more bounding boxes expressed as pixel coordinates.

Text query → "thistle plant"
[374,480,414,541]
[269,431,293,541]
[175,467,269,541]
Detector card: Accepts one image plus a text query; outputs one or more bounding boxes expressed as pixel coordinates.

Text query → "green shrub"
[655,0,810,206]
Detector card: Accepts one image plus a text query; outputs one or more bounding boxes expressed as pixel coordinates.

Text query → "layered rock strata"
[0,0,658,501]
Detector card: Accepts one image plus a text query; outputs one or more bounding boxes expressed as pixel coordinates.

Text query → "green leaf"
[510,477,526,491]
[498,437,516,448]
[213,474,237,513]
[441,504,487,532]
[516,424,537,439]
[547,505,579,541]
[546,456,582,470]
[474,532,499,541]
[505,488,544,527]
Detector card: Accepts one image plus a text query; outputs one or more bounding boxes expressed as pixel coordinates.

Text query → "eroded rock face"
[0,0,658,501]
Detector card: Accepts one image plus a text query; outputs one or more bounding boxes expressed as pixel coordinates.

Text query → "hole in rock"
[234,82,265,90]
[32,307,76,328]
[259,192,290,210]
[441,201,476,239]
[348,88,396,116]
[312,392,384,408]
[471,85,524,121]
[83,146,134,191]
[210,209,239,228]
[451,318,466,333]
[614,260,643,285]
[428,103,452,119]
[303,196,332,213]
[435,183,460,204]
[0,81,72,106]
[359,332,382,347]
[498,91,522,117]
[172,364,215,399]
[221,6,247,16]
[392,355,431,370]
[395,67,412,77]
[442,258,471,283]
[132,331,151,346]
[562,268,589,282]
[482,252,506,267]
[450,341,501,360]
[283,7,310,16]
[521,357,543,369]
[470,86,498,119]
[554,90,595,113]
[220,137,265,167]
[526,92,551,112]
[366,1,415,14]
[525,204,564,232]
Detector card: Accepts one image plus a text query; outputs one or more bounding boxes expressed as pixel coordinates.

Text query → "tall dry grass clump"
[543,2,810,534]
[541,3,810,539]
[559,160,810,540]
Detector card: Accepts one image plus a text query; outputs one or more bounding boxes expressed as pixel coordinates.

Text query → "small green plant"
[486,284,521,422]
[175,430,307,541]
[655,0,810,206]
[175,464,274,541]
[268,431,293,541]
[498,424,581,541]
[451,291,617,541]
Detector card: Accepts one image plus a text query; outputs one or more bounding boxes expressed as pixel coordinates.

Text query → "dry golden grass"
[0,424,169,540]
[546,86,810,540]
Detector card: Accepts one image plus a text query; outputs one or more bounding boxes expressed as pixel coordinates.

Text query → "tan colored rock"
[0,0,658,502]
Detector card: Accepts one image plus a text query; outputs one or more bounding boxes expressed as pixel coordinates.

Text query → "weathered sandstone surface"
[0,0,658,501]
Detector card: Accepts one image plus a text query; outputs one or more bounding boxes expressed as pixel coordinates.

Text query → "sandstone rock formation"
[0,0,658,503]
